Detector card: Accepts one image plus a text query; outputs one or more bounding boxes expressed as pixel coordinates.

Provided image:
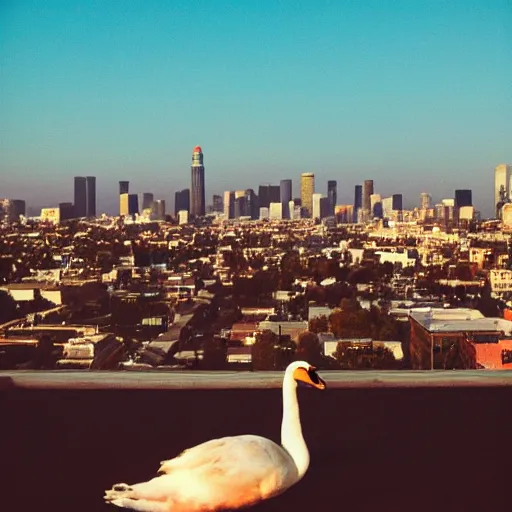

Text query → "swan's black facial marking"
[307,367,321,385]
[293,365,326,389]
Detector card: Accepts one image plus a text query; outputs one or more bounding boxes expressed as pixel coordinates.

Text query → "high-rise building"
[280,180,292,219]
[392,194,403,211]
[120,194,129,217]
[119,182,129,217]
[258,185,271,209]
[190,146,205,217]
[59,202,74,221]
[300,173,315,218]
[74,177,87,218]
[312,193,322,219]
[12,199,26,220]
[327,180,337,216]
[353,185,362,223]
[224,191,235,219]
[495,164,512,216]
[455,189,472,208]
[0,199,26,223]
[175,189,190,216]
[119,181,129,195]
[86,176,96,217]
[178,210,189,225]
[269,202,282,220]
[312,195,330,219]
[234,191,246,218]
[142,193,154,211]
[245,189,258,219]
[370,193,382,218]
[128,194,139,216]
[212,195,223,213]
[335,205,354,224]
[269,185,280,204]
[152,199,166,220]
[420,192,431,210]
[362,180,374,212]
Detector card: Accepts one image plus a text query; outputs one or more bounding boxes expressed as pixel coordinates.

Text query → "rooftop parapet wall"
[2,375,510,512]
[2,370,512,390]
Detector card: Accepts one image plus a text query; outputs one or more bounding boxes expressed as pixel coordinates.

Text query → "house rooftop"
[410,308,512,335]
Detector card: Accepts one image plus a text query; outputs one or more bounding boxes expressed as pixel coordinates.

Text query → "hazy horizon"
[1,0,511,217]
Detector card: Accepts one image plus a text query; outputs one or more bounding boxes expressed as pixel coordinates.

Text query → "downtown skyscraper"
[74,176,96,218]
[190,146,205,217]
[300,173,315,218]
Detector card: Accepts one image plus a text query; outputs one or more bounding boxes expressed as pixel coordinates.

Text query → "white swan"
[104,360,326,512]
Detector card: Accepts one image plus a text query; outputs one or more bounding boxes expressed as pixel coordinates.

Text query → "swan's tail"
[104,483,167,512]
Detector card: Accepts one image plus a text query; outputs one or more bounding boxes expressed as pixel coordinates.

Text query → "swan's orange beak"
[293,366,326,390]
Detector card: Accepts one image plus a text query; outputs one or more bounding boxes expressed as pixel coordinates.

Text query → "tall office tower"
[174,189,190,216]
[312,194,330,220]
[392,194,403,211]
[289,200,296,220]
[300,173,315,218]
[420,192,431,210]
[224,191,235,219]
[495,164,512,215]
[11,200,26,220]
[119,181,129,195]
[74,177,87,218]
[269,202,283,220]
[382,197,393,218]
[370,193,382,218]
[327,180,337,216]
[353,185,362,223]
[234,191,246,218]
[120,194,129,216]
[85,176,96,217]
[128,194,139,216]
[59,202,74,221]
[269,185,280,204]
[312,193,322,219]
[152,199,166,220]
[212,194,223,213]
[0,199,25,222]
[245,189,258,219]
[362,180,374,212]
[280,180,292,219]
[455,189,472,208]
[119,182,129,216]
[142,192,154,211]
[190,145,205,217]
[258,184,271,209]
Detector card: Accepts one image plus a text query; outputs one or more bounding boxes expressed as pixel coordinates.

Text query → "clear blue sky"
[1,0,511,216]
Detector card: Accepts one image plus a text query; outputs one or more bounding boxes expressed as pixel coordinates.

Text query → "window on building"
[502,350,512,365]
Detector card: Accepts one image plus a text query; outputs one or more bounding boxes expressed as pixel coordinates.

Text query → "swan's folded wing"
[157,437,238,474]
[157,435,289,485]
[156,435,293,507]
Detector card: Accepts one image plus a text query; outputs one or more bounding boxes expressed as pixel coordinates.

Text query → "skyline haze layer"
[1,0,511,217]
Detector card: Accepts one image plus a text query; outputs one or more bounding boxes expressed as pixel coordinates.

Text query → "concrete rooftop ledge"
[1,369,512,390]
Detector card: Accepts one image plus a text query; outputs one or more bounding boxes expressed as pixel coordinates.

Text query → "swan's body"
[104,361,326,512]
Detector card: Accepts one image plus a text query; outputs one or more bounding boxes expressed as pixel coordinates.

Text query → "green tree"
[252,330,279,370]
[333,342,399,370]
[0,290,17,324]
[201,336,227,370]
[309,315,329,334]
[295,331,323,367]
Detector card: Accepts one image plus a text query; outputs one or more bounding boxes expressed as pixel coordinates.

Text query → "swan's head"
[286,360,326,390]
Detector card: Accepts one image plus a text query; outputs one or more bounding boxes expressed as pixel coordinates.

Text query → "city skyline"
[1,1,511,216]
[2,150,507,219]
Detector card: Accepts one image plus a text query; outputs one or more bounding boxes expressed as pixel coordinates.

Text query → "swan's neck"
[280,376,310,478]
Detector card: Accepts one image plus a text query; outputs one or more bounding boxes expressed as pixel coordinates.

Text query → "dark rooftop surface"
[1,369,512,390]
